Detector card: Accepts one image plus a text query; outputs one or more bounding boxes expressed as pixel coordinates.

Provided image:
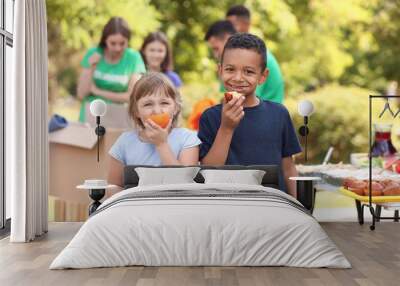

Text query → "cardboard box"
[49,122,125,221]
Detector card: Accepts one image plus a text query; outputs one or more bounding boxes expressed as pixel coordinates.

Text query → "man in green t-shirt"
[205,20,284,103]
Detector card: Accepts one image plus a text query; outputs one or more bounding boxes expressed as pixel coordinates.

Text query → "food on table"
[370,181,384,191]
[383,156,400,170]
[380,179,395,187]
[224,91,242,102]
[148,113,170,129]
[343,178,366,190]
[343,177,355,188]
[343,177,400,196]
[383,183,400,196]
[363,189,383,196]
[383,181,400,188]
[363,181,384,196]
[343,178,366,195]
[382,155,400,175]
[350,153,383,168]
[350,188,364,196]
[395,163,400,174]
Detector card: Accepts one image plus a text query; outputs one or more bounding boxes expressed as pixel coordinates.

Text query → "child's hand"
[141,118,172,146]
[220,95,245,130]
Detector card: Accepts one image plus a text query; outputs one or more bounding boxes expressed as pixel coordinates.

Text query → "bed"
[50,165,350,269]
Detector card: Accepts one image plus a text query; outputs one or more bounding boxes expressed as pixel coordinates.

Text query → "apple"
[224,91,242,102]
[395,163,400,174]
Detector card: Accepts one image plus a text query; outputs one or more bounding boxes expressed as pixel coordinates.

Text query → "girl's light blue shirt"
[109,128,201,165]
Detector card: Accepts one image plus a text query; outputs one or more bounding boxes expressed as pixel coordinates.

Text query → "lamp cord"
[305,129,308,162]
[304,116,308,162]
[97,124,100,162]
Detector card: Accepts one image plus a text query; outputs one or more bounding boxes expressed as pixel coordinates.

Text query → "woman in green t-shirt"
[77,17,146,122]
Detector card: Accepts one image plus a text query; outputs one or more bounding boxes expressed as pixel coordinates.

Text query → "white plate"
[289,176,321,181]
[76,184,117,190]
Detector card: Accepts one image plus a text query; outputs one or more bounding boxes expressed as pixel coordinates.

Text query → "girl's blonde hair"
[129,72,182,129]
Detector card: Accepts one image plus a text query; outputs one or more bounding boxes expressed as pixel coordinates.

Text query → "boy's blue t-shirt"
[198,100,302,191]
[109,128,201,165]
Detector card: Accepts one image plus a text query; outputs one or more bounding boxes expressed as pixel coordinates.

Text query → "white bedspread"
[50,183,351,269]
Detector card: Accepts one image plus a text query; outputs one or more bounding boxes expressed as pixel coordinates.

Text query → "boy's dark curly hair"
[221,33,267,71]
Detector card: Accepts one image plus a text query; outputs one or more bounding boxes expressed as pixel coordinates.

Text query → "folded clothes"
[48,114,68,132]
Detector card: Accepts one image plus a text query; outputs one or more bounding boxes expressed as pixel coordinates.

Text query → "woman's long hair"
[99,17,131,49]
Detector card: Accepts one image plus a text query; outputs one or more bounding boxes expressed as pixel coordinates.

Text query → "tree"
[149,0,241,84]
[370,1,400,89]
[46,0,160,103]
[247,0,378,97]
[47,0,395,104]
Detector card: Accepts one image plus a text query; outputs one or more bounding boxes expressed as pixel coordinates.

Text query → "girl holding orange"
[107,72,200,187]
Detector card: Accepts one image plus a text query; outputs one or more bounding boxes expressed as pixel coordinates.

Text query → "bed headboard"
[123,165,280,189]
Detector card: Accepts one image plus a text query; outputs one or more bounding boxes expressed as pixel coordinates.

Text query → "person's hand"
[140,118,172,146]
[220,95,245,131]
[88,52,102,67]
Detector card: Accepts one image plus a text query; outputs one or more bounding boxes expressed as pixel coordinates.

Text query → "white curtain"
[8,0,49,242]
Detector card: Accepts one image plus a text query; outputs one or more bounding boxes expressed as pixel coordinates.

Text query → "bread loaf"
[383,185,400,196]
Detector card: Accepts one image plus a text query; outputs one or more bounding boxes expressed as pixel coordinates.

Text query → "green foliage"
[370,1,400,87]
[149,0,241,84]
[247,0,379,97]
[46,0,160,102]
[56,67,78,97]
[45,0,400,163]
[47,0,399,100]
[46,0,160,51]
[148,0,393,96]
[285,85,376,164]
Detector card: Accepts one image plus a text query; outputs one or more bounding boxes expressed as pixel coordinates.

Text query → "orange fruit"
[148,113,170,129]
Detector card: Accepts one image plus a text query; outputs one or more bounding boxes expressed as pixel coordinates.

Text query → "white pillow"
[135,167,201,186]
[200,169,266,185]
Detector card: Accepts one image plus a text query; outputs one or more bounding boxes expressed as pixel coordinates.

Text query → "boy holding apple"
[199,33,301,197]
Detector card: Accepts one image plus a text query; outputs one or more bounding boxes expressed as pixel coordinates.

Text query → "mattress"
[50,183,351,269]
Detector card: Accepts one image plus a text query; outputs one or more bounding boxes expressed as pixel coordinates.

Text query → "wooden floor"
[0,222,399,286]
